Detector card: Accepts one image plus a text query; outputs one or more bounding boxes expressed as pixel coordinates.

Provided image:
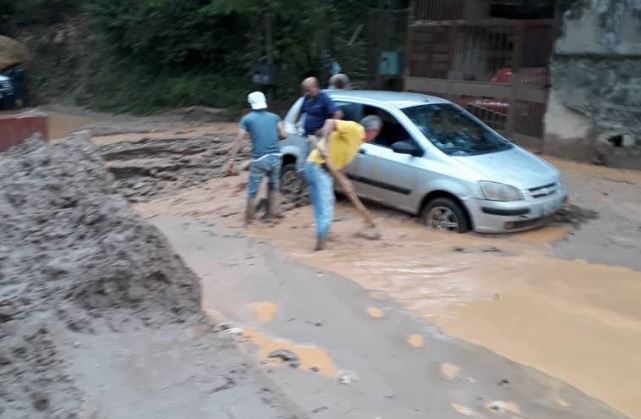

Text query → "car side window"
[334,101,363,122]
[362,105,414,149]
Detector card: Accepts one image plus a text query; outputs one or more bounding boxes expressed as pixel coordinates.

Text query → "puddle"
[137,173,641,418]
[240,328,337,377]
[366,306,385,319]
[252,301,278,324]
[47,111,95,140]
[407,334,424,348]
[440,363,461,381]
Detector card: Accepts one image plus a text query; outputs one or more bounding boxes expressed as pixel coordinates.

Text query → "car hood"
[451,147,559,189]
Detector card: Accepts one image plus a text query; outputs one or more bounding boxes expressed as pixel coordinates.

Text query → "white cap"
[248,91,267,110]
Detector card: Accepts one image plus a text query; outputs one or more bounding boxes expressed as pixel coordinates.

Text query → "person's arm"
[223,128,248,176]
[317,119,338,160]
[277,121,287,140]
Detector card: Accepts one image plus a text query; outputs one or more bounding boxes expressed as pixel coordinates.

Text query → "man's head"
[302,77,320,99]
[329,73,350,90]
[248,91,267,110]
[360,115,382,142]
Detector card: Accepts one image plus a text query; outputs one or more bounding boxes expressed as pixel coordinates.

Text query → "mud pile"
[0,134,204,418]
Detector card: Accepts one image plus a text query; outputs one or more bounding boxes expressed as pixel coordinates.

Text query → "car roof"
[325,90,450,109]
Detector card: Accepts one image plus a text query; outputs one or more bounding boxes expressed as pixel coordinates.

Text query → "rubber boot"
[314,235,327,252]
[266,191,284,220]
[245,198,256,225]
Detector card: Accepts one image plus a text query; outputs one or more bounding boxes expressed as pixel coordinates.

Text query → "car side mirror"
[391,140,422,157]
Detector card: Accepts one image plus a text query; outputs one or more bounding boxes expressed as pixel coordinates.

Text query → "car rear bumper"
[467,191,568,233]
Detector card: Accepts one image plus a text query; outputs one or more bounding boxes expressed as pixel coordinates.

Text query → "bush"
[84,60,248,114]
[0,0,81,28]
[4,0,378,112]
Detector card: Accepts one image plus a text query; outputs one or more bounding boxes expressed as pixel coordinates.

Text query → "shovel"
[310,137,381,240]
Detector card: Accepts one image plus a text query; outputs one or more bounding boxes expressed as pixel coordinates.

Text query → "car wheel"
[420,197,469,233]
[280,163,304,196]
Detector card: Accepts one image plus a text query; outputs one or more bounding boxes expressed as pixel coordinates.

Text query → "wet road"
[137,161,641,418]
[150,215,627,419]
[47,110,96,139]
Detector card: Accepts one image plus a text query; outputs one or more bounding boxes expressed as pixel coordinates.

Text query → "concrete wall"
[543,0,641,168]
[0,113,48,151]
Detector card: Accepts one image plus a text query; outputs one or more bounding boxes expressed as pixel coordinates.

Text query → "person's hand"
[319,147,329,161]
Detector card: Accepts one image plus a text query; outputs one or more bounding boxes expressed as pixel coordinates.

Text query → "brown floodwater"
[136,161,641,417]
[47,111,96,140]
[240,328,338,378]
[253,301,278,324]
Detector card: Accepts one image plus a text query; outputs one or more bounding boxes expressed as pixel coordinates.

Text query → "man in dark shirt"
[297,77,342,136]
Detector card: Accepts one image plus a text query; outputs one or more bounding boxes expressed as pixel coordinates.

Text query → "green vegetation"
[0,0,81,27]
[1,0,378,113]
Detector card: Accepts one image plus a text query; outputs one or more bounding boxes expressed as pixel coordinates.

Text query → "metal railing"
[405,18,554,149]
[412,0,464,21]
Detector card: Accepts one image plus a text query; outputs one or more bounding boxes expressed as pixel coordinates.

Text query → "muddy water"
[137,175,641,418]
[548,156,641,188]
[240,328,338,377]
[47,111,96,140]
[253,301,278,324]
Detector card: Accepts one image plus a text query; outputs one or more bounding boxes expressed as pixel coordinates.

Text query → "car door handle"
[358,149,366,155]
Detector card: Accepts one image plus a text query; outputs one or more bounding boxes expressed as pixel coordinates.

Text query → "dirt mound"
[0,35,28,70]
[0,134,204,417]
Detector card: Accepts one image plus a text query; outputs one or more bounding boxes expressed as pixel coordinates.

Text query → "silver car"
[280,90,567,233]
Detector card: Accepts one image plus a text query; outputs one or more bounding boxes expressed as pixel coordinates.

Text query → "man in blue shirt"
[297,77,342,136]
[225,91,287,224]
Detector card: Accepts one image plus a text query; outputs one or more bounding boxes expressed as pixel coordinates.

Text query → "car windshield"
[403,104,512,156]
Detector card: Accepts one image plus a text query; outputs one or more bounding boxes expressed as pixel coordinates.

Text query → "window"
[403,104,512,156]
[334,101,363,122]
[363,105,413,148]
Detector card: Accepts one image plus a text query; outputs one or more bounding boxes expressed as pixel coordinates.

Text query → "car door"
[350,105,419,213]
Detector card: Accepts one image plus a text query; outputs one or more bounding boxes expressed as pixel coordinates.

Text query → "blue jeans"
[248,154,281,199]
[303,161,334,239]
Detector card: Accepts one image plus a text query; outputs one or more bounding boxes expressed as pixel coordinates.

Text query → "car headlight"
[480,181,523,202]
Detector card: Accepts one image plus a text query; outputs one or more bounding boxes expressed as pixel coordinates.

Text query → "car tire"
[420,197,469,233]
[280,163,304,196]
